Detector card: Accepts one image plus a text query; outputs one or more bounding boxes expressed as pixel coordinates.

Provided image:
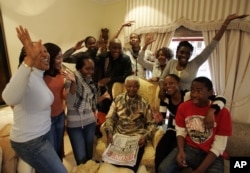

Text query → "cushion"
[140,144,155,167]
[137,165,150,173]
[0,106,13,130]
[152,128,165,149]
[0,124,18,173]
[17,159,35,173]
[112,82,126,99]
[71,160,100,173]
[97,162,134,173]
[0,123,12,138]
[97,112,106,126]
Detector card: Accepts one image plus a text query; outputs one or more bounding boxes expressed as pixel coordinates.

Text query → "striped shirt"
[104,93,157,141]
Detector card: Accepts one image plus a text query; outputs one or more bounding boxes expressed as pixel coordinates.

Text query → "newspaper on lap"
[102,133,140,167]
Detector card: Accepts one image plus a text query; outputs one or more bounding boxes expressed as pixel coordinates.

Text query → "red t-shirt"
[175,100,232,154]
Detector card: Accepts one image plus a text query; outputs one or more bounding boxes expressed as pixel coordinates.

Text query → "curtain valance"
[133,19,250,34]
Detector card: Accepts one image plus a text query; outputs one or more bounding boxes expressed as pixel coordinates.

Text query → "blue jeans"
[67,122,96,165]
[47,112,65,159]
[158,144,224,173]
[11,131,67,173]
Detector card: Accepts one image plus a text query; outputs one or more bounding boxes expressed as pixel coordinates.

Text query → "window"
[169,39,211,80]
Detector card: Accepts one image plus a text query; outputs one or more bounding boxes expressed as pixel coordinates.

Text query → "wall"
[0,0,126,74]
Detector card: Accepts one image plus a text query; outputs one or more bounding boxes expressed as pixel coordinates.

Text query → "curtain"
[203,30,250,123]
[125,0,250,34]
[139,32,175,53]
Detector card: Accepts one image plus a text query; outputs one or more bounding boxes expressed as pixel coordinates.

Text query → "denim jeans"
[67,122,96,165]
[158,144,224,173]
[11,131,67,173]
[47,112,65,159]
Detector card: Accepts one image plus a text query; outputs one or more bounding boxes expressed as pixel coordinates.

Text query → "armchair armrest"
[152,127,164,149]
[95,123,108,161]
[99,123,108,145]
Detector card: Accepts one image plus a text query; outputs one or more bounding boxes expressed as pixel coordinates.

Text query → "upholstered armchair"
[94,78,165,173]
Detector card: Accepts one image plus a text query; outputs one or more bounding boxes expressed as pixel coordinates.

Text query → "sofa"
[0,106,36,173]
[94,78,164,173]
[0,106,18,173]
[223,121,250,172]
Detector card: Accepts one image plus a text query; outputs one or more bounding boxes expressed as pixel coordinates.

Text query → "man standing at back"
[96,38,132,127]
[113,21,155,79]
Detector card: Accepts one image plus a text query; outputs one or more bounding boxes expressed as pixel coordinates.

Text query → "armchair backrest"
[112,78,160,108]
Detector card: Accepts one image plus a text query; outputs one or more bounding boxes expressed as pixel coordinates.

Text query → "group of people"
[1,13,247,173]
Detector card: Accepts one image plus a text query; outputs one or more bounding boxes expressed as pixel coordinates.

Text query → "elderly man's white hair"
[124,75,140,86]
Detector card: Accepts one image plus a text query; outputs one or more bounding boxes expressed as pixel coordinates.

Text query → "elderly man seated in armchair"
[102,75,157,173]
[95,76,164,173]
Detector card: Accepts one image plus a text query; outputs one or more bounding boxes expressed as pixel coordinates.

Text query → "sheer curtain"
[203,30,250,123]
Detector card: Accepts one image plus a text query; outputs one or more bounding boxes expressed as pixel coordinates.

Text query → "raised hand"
[142,33,155,50]
[73,39,85,50]
[122,20,135,27]
[224,14,249,25]
[62,70,75,82]
[113,20,135,39]
[215,14,249,41]
[16,25,42,67]
[145,33,155,45]
[97,36,106,53]
[228,14,248,21]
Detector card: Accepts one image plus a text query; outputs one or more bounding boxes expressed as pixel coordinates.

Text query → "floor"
[63,134,76,172]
